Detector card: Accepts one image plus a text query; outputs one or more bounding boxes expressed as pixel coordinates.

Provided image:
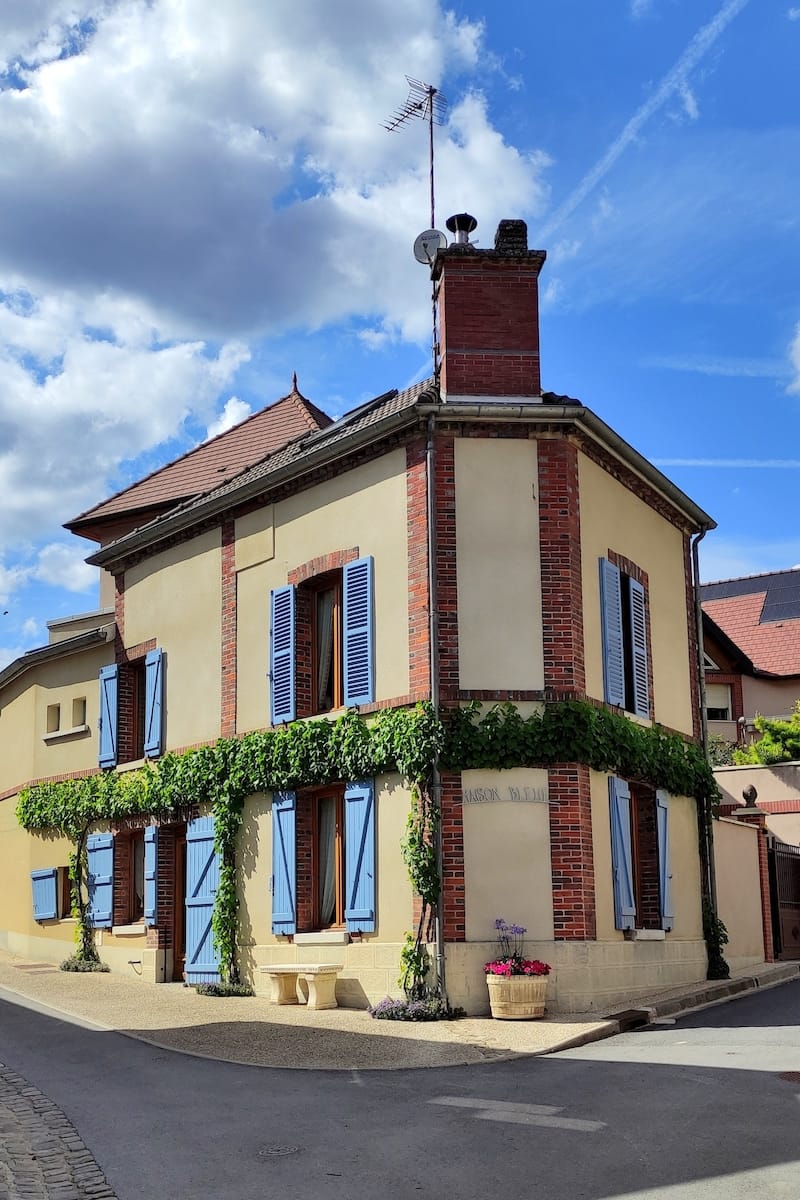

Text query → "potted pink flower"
[484,918,551,1019]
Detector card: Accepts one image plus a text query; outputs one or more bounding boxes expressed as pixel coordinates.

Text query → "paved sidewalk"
[0,950,797,1072]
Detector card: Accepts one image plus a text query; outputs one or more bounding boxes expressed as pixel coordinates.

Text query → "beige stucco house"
[1,216,722,1014]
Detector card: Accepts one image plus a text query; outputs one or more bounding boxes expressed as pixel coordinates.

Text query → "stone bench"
[259,964,343,1010]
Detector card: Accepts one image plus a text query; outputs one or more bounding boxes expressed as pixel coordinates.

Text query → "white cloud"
[700,537,800,582]
[206,397,252,441]
[679,82,700,121]
[0,561,31,608]
[643,354,792,380]
[538,0,750,240]
[32,543,98,592]
[789,322,800,392]
[631,0,655,16]
[21,617,41,639]
[0,643,29,672]
[788,7,800,19]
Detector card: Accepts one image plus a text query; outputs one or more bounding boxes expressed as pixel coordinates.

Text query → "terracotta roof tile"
[67,381,332,529]
[702,593,800,676]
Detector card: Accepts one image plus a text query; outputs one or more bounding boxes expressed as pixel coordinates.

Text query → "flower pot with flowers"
[484,918,551,1020]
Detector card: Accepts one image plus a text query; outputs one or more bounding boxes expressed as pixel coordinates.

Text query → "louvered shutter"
[628,578,650,718]
[271,792,296,934]
[185,815,220,983]
[656,789,674,931]
[270,586,296,724]
[599,559,625,708]
[87,833,114,928]
[31,868,58,921]
[98,664,119,768]
[143,648,164,757]
[343,557,374,707]
[344,780,376,932]
[609,777,636,931]
[144,826,158,925]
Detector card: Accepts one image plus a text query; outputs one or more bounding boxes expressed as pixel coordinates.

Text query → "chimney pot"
[495,219,528,255]
[446,212,478,245]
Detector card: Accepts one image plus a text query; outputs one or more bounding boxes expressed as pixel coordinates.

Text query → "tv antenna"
[383,76,448,228]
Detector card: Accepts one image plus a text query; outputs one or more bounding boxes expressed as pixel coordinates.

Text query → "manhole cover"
[778,1072,800,1083]
[258,1146,301,1159]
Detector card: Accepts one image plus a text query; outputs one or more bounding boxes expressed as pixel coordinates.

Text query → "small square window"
[59,867,72,918]
[46,704,60,734]
[72,696,87,728]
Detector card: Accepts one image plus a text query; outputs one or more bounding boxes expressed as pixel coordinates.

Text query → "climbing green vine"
[16,699,722,985]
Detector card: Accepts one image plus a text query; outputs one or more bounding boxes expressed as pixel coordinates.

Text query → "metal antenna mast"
[383,76,448,228]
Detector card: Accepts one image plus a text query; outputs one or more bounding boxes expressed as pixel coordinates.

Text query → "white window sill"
[112,923,146,936]
[43,724,90,743]
[294,931,350,945]
[628,928,666,941]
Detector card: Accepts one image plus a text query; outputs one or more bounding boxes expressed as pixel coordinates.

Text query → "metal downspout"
[692,526,718,915]
[426,411,447,1001]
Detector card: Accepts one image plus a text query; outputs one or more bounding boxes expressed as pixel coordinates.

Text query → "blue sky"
[1,0,799,669]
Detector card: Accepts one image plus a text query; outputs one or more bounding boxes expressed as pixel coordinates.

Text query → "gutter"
[692,526,720,932]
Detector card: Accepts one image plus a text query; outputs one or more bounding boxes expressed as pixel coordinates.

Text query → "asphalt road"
[2,979,800,1200]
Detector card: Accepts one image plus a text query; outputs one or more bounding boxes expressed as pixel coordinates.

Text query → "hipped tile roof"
[66,380,332,530]
[701,569,800,677]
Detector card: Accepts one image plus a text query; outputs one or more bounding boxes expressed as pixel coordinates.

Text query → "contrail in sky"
[537,0,751,241]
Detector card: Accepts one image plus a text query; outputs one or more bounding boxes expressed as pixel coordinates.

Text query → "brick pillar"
[549,763,596,940]
[146,824,177,953]
[537,438,585,695]
[736,805,775,963]
[220,519,237,738]
[440,772,465,941]
[406,440,431,701]
[295,793,314,933]
[435,438,460,702]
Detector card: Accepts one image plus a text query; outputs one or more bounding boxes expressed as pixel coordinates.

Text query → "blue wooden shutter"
[599,559,625,708]
[86,833,114,928]
[185,815,220,983]
[343,557,374,707]
[656,789,674,931]
[628,579,650,718]
[31,868,58,921]
[270,585,296,724]
[271,792,296,934]
[143,648,164,757]
[344,780,376,932]
[608,777,636,931]
[98,664,119,768]
[144,826,158,925]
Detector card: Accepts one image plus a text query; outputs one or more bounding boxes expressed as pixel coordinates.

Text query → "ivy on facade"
[16,700,721,984]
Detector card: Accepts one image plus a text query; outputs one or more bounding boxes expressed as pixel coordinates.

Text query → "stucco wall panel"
[237,452,409,732]
[462,768,553,942]
[124,529,222,747]
[455,439,543,691]
[579,452,693,734]
[714,817,765,968]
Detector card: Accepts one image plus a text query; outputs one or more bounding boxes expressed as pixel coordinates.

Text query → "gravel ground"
[0,951,613,1070]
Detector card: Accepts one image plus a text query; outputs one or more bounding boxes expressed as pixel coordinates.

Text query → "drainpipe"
[692,526,718,914]
[426,411,447,1002]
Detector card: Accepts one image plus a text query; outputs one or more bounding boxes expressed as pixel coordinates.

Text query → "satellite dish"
[413,229,448,265]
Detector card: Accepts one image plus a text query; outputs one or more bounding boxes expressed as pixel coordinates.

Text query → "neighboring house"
[0,216,719,1014]
[702,569,800,745]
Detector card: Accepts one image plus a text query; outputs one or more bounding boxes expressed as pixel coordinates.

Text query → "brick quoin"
[406,439,431,701]
[549,764,596,940]
[440,772,465,941]
[537,438,585,693]
[435,437,460,703]
[220,519,237,738]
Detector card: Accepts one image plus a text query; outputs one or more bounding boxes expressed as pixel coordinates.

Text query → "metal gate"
[768,840,800,960]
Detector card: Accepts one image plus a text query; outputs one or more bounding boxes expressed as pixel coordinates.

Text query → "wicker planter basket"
[486,973,548,1020]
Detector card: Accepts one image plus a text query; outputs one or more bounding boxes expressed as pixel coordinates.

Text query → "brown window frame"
[60,867,72,919]
[128,830,146,923]
[629,784,661,930]
[307,570,343,716]
[311,787,346,930]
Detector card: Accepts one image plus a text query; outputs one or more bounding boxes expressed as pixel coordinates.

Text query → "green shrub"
[194,981,255,998]
[60,956,110,973]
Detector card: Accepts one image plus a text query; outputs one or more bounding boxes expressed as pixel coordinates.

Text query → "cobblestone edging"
[0,1062,117,1200]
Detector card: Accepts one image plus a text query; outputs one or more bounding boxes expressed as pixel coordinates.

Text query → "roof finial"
[292,370,298,393]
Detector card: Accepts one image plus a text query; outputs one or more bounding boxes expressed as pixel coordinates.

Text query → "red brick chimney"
[433,216,547,401]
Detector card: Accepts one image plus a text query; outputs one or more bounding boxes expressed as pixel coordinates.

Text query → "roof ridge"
[67,387,332,526]
[701,566,800,588]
